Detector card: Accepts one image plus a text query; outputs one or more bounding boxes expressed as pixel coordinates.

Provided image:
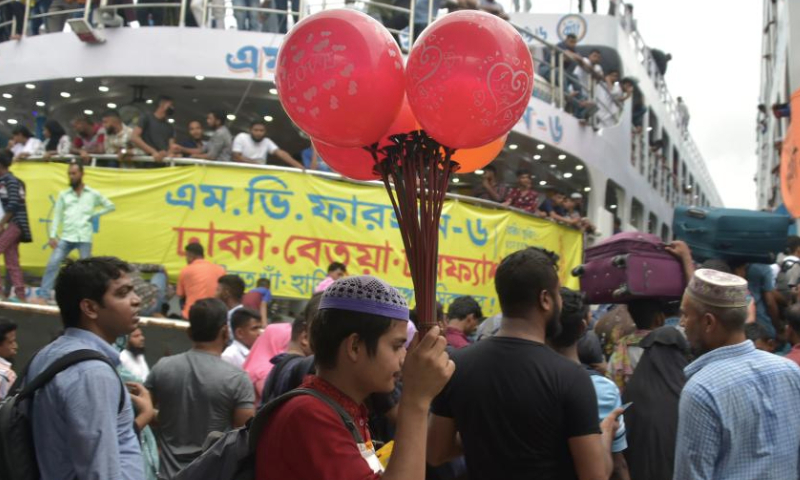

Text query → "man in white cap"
[255,275,454,480]
[675,268,800,479]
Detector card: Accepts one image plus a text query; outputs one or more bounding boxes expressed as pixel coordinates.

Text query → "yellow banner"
[13,162,582,315]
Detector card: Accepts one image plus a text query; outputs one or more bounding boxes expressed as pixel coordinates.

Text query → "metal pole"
[201,0,208,26]
[179,0,187,26]
[426,0,432,29]
[408,0,415,49]
[22,0,30,37]
[83,0,91,21]
[557,50,564,109]
[298,0,305,21]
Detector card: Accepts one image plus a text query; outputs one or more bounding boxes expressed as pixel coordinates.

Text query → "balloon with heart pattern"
[311,96,419,181]
[406,10,534,149]
[275,9,406,148]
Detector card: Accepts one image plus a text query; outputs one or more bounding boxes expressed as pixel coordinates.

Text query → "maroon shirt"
[446,326,471,349]
[256,376,380,480]
[506,188,539,213]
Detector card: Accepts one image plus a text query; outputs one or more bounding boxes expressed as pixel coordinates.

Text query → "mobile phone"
[621,402,633,412]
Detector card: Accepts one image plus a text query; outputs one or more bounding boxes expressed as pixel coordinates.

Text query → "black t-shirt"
[431,336,601,480]
[138,112,175,152]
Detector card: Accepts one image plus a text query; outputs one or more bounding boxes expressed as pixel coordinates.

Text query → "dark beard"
[70,180,81,189]
[545,302,562,340]
[128,346,146,356]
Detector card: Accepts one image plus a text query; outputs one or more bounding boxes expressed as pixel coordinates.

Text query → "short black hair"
[298,292,324,337]
[294,293,323,341]
[606,69,620,77]
[209,110,226,125]
[627,299,664,330]
[495,247,560,318]
[231,307,260,333]
[700,259,732,274]
[310,308,393,369]
[483,164,497,174]
[11,126,33,138]
[0,149,12,169]
[218,274,246,301]
[188,298,228,342]
[549,287,587,348]
[448,296,483,321]
[250,120,268,128]
[409,302,444,327]
[786,304,800,334]
[516,169,532,178]
[157,95,174,104]
[745,322,772,343]
[55,257,132,329]
[590,49,602,55]
[68,159,84,173]
[257,278,271,288]
[788,236,800,254]
[566,33,577,40]
[72,114,92,124]
[101,109,121,120]
[327,262,347,274]
[0,318,17,344]
[185,242,204,257]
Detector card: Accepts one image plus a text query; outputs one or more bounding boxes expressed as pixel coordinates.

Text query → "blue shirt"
[301,147,332,173]
[674,340,800,480]
[28,328,144,480]
[746,263,777,337]
[588,372,627,453]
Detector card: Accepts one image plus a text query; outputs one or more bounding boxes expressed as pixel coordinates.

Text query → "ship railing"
[19,153,586,230]
[0,0,19,36]
[0,300,190,329]
[2,0,418,47]
[512,21,626,130]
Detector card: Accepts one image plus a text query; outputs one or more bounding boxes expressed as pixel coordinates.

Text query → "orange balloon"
[780,88,800,217]
[451,135,507,173]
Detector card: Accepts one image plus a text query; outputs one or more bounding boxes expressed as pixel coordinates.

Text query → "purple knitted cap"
[319,275,410,321]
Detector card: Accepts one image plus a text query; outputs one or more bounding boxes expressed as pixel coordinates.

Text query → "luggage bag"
[573,232,686,303]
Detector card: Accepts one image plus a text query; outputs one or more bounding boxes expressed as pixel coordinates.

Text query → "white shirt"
[573,57,603,91]
[11,137,43,157]
[38,135,71,156]
[119,349,150,382]
[232,133,279,164]
[221,340,250,369]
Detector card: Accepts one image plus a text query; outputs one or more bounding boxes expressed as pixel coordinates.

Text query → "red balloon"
[312,97,419,180]
[406,11,534,149]
[313,139,380,181]
[276,10,406,148]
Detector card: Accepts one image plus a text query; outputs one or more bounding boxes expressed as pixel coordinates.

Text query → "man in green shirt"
[39,161,115,299]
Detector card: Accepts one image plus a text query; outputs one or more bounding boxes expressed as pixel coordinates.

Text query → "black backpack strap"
[16,349,126,413]
[247,387,364,453]
[260,354,301,407]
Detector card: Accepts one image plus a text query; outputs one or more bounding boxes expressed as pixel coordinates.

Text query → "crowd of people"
[474,167,596,232]
[5,96,307,170]
[2,221,800,480]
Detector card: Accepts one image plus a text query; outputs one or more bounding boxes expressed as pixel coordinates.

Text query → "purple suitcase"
[573,232,687,304]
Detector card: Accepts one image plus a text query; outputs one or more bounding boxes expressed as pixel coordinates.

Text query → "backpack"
[776,257,800,302]
[0,349,125,480]
[173,387,363,480]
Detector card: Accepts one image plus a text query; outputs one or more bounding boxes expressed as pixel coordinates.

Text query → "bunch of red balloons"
[275,9,533,181]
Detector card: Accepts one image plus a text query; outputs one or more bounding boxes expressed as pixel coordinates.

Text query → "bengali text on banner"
[14,163,583,315]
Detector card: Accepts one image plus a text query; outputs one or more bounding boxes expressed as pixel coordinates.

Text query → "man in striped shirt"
[0,149,32,301]
[675,268,800,479]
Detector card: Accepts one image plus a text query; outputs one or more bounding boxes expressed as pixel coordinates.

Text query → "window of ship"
[661,223,671,242]
[630,198,644,231]
[605,179,624,219]
[647,213,658,234]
